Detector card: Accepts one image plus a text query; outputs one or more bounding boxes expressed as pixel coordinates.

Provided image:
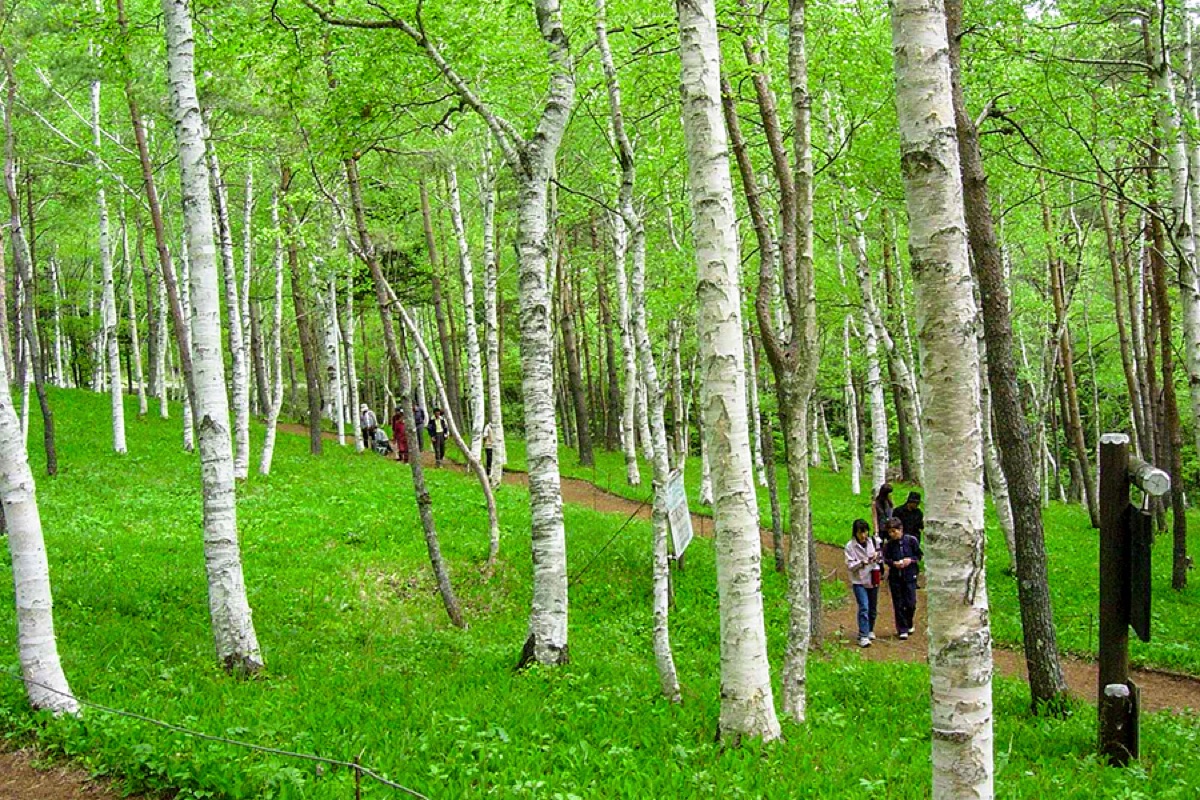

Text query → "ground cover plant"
[0,389,1198,799]
[490,435,1200,676]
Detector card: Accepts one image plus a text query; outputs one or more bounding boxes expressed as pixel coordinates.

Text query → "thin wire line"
[2,669,428,799]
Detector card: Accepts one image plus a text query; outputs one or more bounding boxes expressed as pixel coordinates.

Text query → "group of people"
[358,404,494,470]
[844,483,925,648]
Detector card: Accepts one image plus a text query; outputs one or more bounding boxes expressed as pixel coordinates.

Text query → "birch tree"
[890,0,992,793]
[161,0,263,673]
[448,161,486,458]
[259,192,285,475]
[479,142,505,485]
[675,0,780,742]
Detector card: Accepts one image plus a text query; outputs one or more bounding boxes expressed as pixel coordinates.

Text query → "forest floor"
[279,420,1200,713]
[0,748,128,800]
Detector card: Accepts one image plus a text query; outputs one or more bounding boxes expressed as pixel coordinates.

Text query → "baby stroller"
[371,427,394,456]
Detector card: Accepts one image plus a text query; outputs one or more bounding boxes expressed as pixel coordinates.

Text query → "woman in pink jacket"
[844,518,882,648]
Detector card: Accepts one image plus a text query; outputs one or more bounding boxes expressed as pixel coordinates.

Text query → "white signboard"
[665,469,693,557]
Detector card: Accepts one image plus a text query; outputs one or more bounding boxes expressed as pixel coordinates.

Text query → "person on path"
[359,404,378,450]
[391,410,409,463]
[428,407,449,466]
[892,491,924,543]
[482,421,495,474]
[845,518,882,648]
[413,404,426,451]
[882,517,922,639]
[871,482,894,537]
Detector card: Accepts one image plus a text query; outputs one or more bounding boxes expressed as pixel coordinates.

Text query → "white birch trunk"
[156,262,169,417]
[809,400,821,468]
[259,192,285,475]
[699,414,714,505]
[597,0,680,698]
[890,0,992,794]
[18,330,30,448]
[448,162,486,458]
[322,275,345,446]
[0,332,78,714]
[1149,17,1200,464]
[637,377,654,462]
[745,323,767,486]
[49,257,65,388]
[851,209,923,483]
[204,130,250,479]
[91,42,125,453]
[862,307,888,492]
[612,211,642,486]
[241,169,255,415]
[177,247,195,453]
[820,402,839,472]
[480,145,505,484]
[162,0,262,673]
[676,0,780,742]
[342,271,363,453]
[121,209,149,417]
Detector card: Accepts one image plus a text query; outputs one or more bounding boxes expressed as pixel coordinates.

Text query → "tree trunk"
[479,146,506,485]
[1148,210,1189,590]
[599,257,621,452]
[557,242,593,466]
[421,180,465,431]
[1041,178,1098,528]
[447,162,486,457]
[161,0,262,673]
[892,0,993,793]
[177,247,195,452]
[281,168,323,456]
[0,56,56,476]
[946,0,1065,712]
[676,0,780,742]
[0,331,77,713]
[204,130,250,478]
[259,192,285,475]
[320,275,345,446]
[611,212,641,485]
[50,256,66,389]
[121,209,148,417]
[341,272,363,453]
[1100,180,1147,455]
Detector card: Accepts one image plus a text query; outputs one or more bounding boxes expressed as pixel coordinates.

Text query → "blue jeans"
[852,584,878,638]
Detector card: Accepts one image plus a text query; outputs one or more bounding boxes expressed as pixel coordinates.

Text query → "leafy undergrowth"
[495,434,1200,676]
[0,389,1195,798]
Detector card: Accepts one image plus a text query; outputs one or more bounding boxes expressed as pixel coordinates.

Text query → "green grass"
[0,389,1197,799]
[494,433,1200,676]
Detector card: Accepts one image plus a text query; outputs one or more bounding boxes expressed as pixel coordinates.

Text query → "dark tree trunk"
[946,0,1068,710]
[1147,210,1189,589]
[282,167,323,455]
[599,258,621,451]
[558,249,592,466]
[421,180,464,429]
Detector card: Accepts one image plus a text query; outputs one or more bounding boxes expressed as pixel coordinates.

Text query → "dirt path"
[0,749,127,799]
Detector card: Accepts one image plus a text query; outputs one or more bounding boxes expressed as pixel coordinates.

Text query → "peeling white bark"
[162,0,262,673]
[177,246,194,453]
[322,275,346,446]
[0,334,77,714]
[676,0,780,742]
[745,324,767,486]
[342,271,363,453]
[479,144,505,485]
[890,0,992,793]
[259,193,285,475]
[90,30,125,453]
[122,210,148,417]
[448,162,486,458]
[611,211,642,486]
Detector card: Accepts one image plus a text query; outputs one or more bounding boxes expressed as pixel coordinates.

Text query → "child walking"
[882,517,922,640]
[844,519,883,648]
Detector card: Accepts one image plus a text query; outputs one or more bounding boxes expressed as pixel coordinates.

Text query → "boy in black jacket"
[883,517,923,639]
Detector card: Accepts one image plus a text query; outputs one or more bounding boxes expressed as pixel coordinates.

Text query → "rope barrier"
[567,492,652,587]
[2,669,429,799]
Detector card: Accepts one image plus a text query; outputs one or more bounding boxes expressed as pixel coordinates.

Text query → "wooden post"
[1098,432,1133,764]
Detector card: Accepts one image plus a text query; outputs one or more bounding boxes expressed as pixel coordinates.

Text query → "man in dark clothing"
[428,407,449,466]
[893,491,924,543]
[883,517,923,639]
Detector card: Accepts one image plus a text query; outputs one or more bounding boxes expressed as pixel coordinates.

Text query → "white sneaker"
[898,631,909,640]
[858,637,871,648]
[868,632,877,640]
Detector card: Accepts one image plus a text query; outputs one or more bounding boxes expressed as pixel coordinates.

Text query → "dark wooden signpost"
[1097,433,1170,766]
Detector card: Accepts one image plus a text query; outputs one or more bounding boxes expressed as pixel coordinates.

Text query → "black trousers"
[432,433,447,461]
[889,578,918,634]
